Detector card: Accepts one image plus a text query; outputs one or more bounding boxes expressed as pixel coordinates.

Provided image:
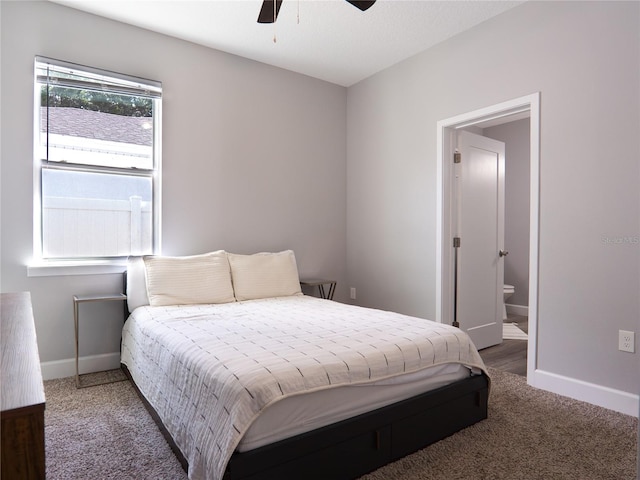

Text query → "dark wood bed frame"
[122,364,488,480]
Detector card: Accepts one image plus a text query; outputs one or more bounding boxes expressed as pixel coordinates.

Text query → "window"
[34,57,161,262]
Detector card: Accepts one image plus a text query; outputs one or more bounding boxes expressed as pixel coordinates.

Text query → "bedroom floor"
[478,315,528,377]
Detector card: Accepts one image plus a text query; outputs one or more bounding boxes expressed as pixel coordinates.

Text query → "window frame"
[30,56,162,275]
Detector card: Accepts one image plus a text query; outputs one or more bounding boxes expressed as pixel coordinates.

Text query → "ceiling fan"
[257,0,376,23]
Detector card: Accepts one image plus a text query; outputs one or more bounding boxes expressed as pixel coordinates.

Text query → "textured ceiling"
[50,0,525,87]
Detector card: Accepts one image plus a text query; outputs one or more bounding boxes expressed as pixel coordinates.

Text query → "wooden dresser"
[1,292,46,479]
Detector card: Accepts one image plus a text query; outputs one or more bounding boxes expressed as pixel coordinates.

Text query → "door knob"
[499,250,509,257]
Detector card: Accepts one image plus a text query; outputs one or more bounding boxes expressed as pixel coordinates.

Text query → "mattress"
[121,295,487,480]
[238,361,474,451]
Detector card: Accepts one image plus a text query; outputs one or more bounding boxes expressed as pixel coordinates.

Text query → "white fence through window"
[42,195,152,258]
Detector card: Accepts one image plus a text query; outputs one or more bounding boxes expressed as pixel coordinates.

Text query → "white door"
[454,131,505,350]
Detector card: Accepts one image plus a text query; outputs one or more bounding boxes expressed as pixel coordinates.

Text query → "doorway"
[436,93,540,381]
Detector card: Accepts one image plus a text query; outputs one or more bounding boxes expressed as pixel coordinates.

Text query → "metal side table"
[300,279,336,300]
[73,293,128,388]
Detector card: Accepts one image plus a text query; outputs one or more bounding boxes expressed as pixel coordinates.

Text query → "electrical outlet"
[350,287,356,300]
[618,330,635,353]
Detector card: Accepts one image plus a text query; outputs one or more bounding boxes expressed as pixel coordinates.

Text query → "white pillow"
[143,251,235,306]
[126,256,150,313]
[228,250,302,301]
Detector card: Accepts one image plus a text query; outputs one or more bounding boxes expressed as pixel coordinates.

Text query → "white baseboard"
[41,353,638,419]
[531,369,639,418]
[41,352,121,381]
[506,304,528,317]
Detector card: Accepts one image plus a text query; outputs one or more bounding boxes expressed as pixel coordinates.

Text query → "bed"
[121,250,489,480]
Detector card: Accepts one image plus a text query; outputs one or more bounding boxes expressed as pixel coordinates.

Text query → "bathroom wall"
[484,118,531,309]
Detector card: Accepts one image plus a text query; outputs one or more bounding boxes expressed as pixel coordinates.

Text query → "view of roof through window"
[39,88,154,170]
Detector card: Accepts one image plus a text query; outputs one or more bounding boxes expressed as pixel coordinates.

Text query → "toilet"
[503,284,515,320]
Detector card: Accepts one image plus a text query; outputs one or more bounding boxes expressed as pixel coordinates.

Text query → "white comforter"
[121,295,486,480]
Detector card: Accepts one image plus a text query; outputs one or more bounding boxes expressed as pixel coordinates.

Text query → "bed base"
[122,364,488,480]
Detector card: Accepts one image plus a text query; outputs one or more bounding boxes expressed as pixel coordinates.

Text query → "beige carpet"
[45,368,637,480]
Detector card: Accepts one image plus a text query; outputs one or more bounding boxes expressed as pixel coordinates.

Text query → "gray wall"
[347,0,639,401]
[1,2,347,373]
[484,118,530,308]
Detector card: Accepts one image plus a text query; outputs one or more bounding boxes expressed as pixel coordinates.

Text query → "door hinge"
[453,152,461,164]
[453,237,461,248]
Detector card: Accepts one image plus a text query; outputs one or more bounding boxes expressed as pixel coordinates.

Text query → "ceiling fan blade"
[257,0,283,23]
[345,0,376,12]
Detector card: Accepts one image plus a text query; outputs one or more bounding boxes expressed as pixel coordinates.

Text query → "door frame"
[435,92,540,381]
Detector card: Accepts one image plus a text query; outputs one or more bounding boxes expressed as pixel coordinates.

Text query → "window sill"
[27,260,127,277]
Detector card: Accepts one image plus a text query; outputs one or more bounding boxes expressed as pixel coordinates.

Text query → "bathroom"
[482,117,531,338]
